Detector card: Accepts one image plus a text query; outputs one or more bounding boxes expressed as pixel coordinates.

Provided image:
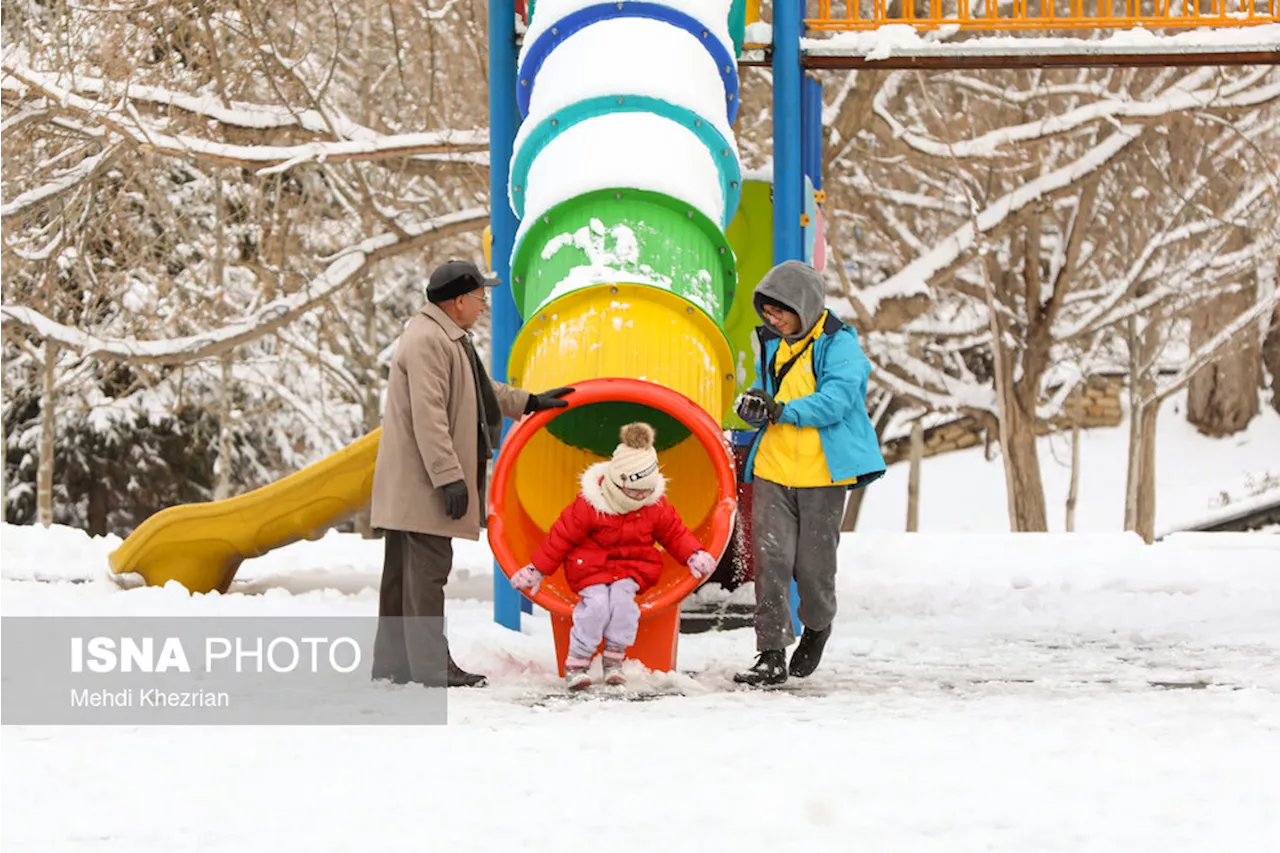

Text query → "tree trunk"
[1124,318,1144,532]
[37,341,58,527]
[1135,401,1159,543]
[1066,384,1081,533]
[212,167,225,300]
[349,269,379,537]
[1125,316,1162,540]
[1263,304,1280,417]
[1186,260,1260,436]
[906,420,922,532]
[214,354,234,501]
[981,245,1050,532]
[840,487,864,533]
[354,355,379,537]
[212,168,234,503]
[1003,394,1049,531]
[87,477,109,537]
[981,260,1022,531]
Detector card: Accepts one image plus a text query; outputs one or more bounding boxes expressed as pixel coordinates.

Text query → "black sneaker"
[789,625,831,678]
[733,650,787,687]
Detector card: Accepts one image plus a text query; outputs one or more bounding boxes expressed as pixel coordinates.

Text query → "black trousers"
[371,529,452,685]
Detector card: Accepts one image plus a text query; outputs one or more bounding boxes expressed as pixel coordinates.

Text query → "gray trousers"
[568,578,640,660]
[751,478,846,651]
[372,529,451,685]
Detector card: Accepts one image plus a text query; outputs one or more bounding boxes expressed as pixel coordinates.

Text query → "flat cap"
[426,259,499,303]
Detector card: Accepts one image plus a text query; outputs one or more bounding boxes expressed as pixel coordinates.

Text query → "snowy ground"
[4,522,1279,851]
[3,397,1279,851]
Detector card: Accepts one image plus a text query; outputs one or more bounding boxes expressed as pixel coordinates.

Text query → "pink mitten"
[687,550,717,579]
[510,565,544,595]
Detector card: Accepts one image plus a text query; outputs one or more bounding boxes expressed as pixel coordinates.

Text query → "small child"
[509,422,718,690]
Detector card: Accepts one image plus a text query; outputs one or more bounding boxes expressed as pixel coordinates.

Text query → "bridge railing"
[808,0,1280,31]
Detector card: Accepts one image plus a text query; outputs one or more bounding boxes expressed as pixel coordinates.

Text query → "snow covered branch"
[865,335,999,415]
[1,63,488,174]
[857,124,1144,323]
[1059,180,1271,340]
[1,144,123,221]
[1148,289,1280,406]
[1,69,382,137]
[873,67,1279,161]
[0,207,487,366]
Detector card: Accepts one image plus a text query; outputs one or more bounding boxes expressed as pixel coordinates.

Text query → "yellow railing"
[808,0,1280,31]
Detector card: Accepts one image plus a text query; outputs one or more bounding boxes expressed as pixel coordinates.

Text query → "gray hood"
[752,260,828,343]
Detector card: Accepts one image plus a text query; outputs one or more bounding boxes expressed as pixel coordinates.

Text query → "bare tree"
[1065,384,1082,533]
[820,63,1280,531]
[906,419,922,531]
[2,0,496,532]
[1186,230,1263,436]
[1265,302,1280,416]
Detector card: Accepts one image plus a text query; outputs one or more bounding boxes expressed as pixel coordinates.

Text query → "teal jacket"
[743,313,886,489]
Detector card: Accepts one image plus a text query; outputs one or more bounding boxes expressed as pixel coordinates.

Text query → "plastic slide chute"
[107,430,379,593]
[488,0,744,673]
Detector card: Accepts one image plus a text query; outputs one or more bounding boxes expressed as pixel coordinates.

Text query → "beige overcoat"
[370,302,529,539]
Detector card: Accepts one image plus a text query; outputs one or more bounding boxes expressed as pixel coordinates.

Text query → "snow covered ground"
[3,526,1279,851]
[3,397,1279,851]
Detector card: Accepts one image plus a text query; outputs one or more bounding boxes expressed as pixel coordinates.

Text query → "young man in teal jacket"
[733,260,885,686]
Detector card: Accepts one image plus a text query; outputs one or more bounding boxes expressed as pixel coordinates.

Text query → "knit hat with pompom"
[607,423,662,493]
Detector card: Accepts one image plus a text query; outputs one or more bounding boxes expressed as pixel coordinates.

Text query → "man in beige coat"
[370,259,572,687]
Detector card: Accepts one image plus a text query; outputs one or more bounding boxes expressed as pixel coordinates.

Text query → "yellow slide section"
[505,282,734,529]
[108,431,379,594]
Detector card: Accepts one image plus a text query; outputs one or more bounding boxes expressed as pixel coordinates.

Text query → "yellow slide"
[108,431,379,594]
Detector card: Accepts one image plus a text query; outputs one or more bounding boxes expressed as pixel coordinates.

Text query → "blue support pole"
[772,0,803,266]
[802,73,823,191]
[489,0,525,631]
[772,0,805,639]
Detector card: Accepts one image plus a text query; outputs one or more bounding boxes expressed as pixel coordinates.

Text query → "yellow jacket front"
[751,310,860,488]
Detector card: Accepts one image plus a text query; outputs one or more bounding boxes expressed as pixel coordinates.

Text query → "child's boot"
[602,645,627,686]
[564,657,593,691]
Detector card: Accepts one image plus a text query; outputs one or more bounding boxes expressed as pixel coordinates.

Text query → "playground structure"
[483,0,793,674]
[107,1,1279,672]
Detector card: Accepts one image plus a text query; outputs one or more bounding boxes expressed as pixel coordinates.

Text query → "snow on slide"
[521,0,736,65]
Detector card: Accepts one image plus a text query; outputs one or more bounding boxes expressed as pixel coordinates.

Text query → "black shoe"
[446,654,487,688]
[789,625,831,678]
[733,650,787,687]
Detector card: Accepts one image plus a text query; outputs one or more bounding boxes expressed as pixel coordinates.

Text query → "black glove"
[441,480,469,520]
[524,386,574,414]
[737,388,783,425]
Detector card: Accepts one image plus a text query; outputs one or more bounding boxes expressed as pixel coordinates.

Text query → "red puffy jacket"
[530,463,704,593]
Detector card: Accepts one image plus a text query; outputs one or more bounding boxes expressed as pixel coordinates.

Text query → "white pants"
[567,578,640,660]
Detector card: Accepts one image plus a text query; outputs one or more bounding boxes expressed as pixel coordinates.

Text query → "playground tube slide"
[488,0,745,672]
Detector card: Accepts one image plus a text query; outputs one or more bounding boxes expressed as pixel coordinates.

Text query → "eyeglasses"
[462,291,488,305]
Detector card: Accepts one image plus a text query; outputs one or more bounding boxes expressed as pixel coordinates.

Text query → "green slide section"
[512,188,737,321]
